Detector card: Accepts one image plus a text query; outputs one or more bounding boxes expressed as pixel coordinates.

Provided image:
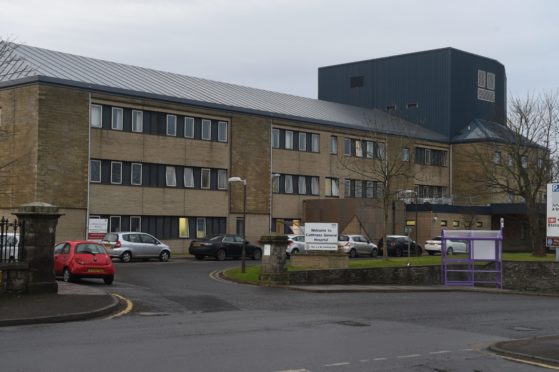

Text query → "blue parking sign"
[553,184,559,192]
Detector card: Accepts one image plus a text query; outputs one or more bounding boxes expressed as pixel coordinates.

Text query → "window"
[311,177,319,195]
[507,154,513,167]
[415,147,447,166]
[476,221,483,228]
[184,167,194,188]
[131,163,142,185]
[376,143,386,160]
[521,155,528,169]
[330,136,337,154]
[110,216,121,232]
[355,180,362,198]
[366,141,374,158]
[218,169,227,190]
[453,221,460,227]
[166,115,177,136]
[344,138,352,156]
[132,110,143,133]
[201,168,211,189]
[407,103,418,109]
[325,178,339,197]
[298,176,306,194]
[218,121,228,142]
[202,119,211,140]
[111,107,123,130]
[493,151,501,165]
[440,220,448,227]
[299,132,306,151]
[91,104,102,128]
[179,217,189,238]
[285,131,293,149]
[236,217,244,236]
[402,147,410,161]
[285,175,293,194]
[111,162,122,184]
[130,216,141,232]
[537,157,544,168]
[196,218,206,238]
[272,175,280,193]
[344,179,351,197]
[90,160,101,183]
[355,140,363,157]
[166,166,176,187]
[184,117,194,138]
[272,128,280,148]
[366,181,374,198]
[311,134,319,152]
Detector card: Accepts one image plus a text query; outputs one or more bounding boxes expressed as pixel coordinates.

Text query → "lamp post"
[228,176,247,273]
[270,173,280,233]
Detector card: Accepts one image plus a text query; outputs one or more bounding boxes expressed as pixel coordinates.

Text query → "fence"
[0,217,24,263]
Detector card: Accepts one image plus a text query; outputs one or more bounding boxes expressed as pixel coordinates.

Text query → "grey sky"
[2,0,558,99]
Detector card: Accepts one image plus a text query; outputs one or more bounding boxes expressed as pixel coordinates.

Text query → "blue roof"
[0,42,448,142]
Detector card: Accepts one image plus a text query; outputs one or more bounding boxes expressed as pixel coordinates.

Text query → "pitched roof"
[0,42,447,142]
[451,118,542,148]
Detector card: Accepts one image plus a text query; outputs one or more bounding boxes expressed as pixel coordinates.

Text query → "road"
[1,258,559,372]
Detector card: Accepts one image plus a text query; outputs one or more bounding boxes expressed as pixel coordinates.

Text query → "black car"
[378,235,422,257]
[189,234,262,261]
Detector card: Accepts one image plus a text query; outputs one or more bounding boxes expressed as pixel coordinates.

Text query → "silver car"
[338,234,378,258]
[102,232,171,263]
[286,234,305,257]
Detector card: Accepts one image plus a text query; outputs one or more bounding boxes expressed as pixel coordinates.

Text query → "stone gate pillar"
[259,235,288,286]
[14,202,63,294]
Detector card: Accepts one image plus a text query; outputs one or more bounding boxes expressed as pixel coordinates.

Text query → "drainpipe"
[86,93,91,239]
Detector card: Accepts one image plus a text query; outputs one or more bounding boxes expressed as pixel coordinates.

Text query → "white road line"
[274,370,310,372]
[429,350,452,354]
[397,354,421,359]
[461,348,474,352]
[373,357,387,361]
[359,359,369,363]
[324,362,350,367]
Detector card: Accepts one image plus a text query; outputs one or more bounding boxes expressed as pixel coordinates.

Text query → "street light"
[228,176,247,273]
[270,173,280,233]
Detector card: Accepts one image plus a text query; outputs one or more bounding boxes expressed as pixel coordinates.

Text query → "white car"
[338,234,378,258]
[286,234,305,257]
[424,236,468,255]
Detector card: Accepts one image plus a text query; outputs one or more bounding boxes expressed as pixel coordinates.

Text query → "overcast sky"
[2,0,558,99]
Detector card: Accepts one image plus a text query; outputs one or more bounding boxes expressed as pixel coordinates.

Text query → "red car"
[54,240,115,285]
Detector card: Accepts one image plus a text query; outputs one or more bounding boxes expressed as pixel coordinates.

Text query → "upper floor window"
[272,175,280,193]
[493,151,501,165]
[344,138,352,156]
[325,177,339,197]
[354,180,363,198]
[285,175,293,194]
[166,166,177,187]
[415,147,447,166]
[521,155,528,169]
[298,176,306,195]
[299,132,307,151]
[184,167,194,188]
[218,121,228,142]
[311,177,319,195]
[166,115,177,136]
[507,154,513,167]
[91,104,102,128]
[402,147,410,162]
[201,168,211,189]
[218,169,227,190]
[272,128,280,148]
[90,160,101,182]
[131,163,142,185]
[111,161,122,184]
[330,136,338,154]
[184,117,195,138]
[201,119,211,140]
[344,179,351,197]
[311,134,320,153]
[111,107,123,130]
[285,131,294,150]
[355,140,363,157]
[132,110,143,133]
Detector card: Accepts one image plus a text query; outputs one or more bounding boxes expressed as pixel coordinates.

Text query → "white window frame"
[131,163,142,186]
[110,161,122,184]
[366,141,374,159]
[298,176,306,195]
[91,104,102,128]
[196,217,206,238]
[299,132,307,151]
[202,119,211,140]
[355,140,363,157]
[272,174,280,193]
[285,175,293,194]
[111,107,123,130]
[330,136,337,154]
[330,178,339,196]
[166,114,177,136]
[311,177,319,195]
[130,216,141,232]
[344,138,352,156]
[201,168,211,189]
[166,166,177,187]
[217,169,227,190]
[184,167,194,188]
[272,128,280,149]
[285,131,293,150]
[132,110,143,133]
[218,121,228,142]
[90,160,101,183]
[184,117,195,138]
[311,134,319,153]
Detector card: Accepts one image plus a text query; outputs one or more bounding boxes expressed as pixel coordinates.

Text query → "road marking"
[274,370,309,372]
[397,354,421,359]
[373,357,387,361]
[429,350,452,354]
[460,348,474,352]
[209,270,232,284]
[105,293,133,319]
[359,359,369,363]
[324,362,350,367]
[501,355,559,370]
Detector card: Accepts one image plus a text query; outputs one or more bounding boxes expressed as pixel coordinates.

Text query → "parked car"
[424,236,468,255]
[286,234,305,257]
[0,233,20,262]
[378,235,422,257]
[101,232,171,263]
[338,234,378,258]
[54,240,115,285]
[189,234,262,261]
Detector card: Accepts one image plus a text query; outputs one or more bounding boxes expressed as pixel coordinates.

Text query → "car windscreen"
[338,235,349,241]
[103,233,119,242]
[209,235,224,241]
[76,244,105,254]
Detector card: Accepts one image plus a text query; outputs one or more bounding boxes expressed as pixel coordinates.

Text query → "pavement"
[0,281,557,369]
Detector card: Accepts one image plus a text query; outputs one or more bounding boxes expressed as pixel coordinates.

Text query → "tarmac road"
[1,258,558,371]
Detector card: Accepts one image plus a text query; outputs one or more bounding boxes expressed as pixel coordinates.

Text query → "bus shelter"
[441,229,503,288]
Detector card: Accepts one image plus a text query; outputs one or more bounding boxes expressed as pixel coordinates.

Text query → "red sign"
[549,217,557,224]
[87,232,106,240]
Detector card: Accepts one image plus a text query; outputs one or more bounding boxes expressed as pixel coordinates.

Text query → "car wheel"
[103,276,114,285]
[159,250,170,262]
[349,248,357,258]
[195,255,204,260]
[252,248,262,260]
[396,247,403,257]
[370,248,378,258]
[216,249,226,261]
[291,248,299,255]
[120,251,132,263]
[63,268,74,283]
[447,247,454,255]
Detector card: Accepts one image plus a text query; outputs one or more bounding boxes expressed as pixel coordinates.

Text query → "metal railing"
[0,217,24,263]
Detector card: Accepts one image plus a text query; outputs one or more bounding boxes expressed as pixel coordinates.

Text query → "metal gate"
[0,217,24,263]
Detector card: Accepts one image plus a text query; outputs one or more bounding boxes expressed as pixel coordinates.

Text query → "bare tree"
[0,37,33,81]
[474,92,559,256]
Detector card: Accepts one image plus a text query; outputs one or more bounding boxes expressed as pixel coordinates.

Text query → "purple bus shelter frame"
[441,228,503,288]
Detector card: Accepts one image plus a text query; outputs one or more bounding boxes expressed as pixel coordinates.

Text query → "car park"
[101,232,171,263]
[54,240,115,285]
[378,235,422,257]
[338,234,378,258]
[286,234,305,257]
[189,234,262,261]
[424,236,468,255]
